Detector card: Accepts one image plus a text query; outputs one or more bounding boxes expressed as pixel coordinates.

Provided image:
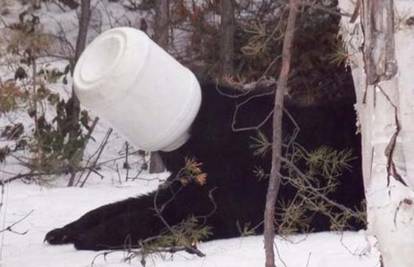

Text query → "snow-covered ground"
[0,179,379,267]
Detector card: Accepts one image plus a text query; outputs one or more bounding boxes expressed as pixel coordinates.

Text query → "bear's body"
[45,83,364,250]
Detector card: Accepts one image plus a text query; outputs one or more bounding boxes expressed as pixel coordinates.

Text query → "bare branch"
[0,210,34,235]
[264,1,300,266]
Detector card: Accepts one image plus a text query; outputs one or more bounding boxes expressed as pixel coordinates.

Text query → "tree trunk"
[219,0,235,77]
[67,0,91,186]
[74,0,91,66]
[264,1,299,267]
[154,0,169,49]
[151,0,170,174]
[149,151,165,173]
[70,0,91,126]
[339,1,414,266]
[70,0,91,121]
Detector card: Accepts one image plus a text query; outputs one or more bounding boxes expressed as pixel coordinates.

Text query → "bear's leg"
[72,207,163,250]
[45,179,218,249]
[70,183,218,250]
[45,197,143,244]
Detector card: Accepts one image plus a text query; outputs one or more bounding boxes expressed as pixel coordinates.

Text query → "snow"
[0,180,379,267]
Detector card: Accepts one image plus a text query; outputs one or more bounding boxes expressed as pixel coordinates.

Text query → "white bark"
[339,1,414,266]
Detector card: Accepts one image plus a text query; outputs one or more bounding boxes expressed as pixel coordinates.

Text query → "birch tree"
[339,1,414,266]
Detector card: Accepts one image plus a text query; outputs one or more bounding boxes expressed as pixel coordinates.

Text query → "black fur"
[44,83,364,250]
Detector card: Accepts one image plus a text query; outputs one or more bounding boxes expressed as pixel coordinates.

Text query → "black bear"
[44,82,365,251]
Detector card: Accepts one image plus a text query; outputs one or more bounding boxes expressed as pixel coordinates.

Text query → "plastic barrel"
[73,27,201,151]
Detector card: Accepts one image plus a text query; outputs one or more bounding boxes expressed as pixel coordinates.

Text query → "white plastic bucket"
[73,27,201,151]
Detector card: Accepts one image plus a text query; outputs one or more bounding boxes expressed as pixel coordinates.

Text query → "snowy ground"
[0,178,380,267]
